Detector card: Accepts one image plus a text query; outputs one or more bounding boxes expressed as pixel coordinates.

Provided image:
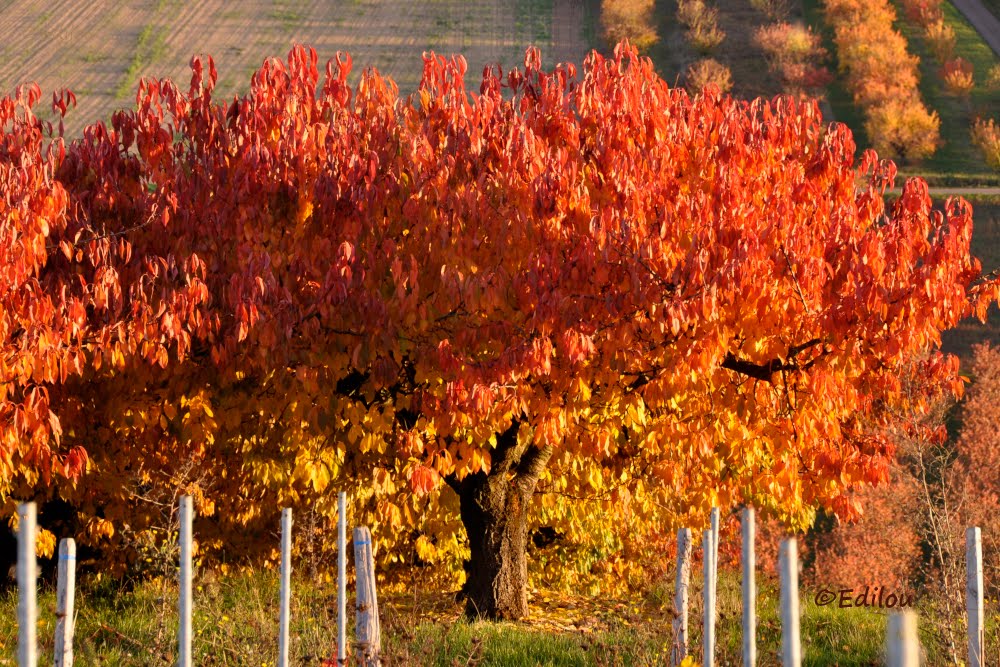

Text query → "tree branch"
[721,338,822,382]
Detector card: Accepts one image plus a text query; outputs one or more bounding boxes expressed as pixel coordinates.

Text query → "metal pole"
[338,491,347,665]
[279,508,293,667]
[779,538,801,667]
[887,610,919,667]
[671,528,692,666]
[742,508,756,667]
[54,538,77,667]
[17,502,37,667]
[178,495,193,667]
[967,527,984,667]
[703,529,715,667]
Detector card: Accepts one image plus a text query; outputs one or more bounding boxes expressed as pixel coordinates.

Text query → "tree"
[2,44,997,620]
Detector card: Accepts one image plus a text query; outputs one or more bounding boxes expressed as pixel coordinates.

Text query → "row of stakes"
[13,502,988,666]
[14,492,383,667]
[676,507,985,667]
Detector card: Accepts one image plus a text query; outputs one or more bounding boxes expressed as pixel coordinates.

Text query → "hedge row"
[823,0,940,162]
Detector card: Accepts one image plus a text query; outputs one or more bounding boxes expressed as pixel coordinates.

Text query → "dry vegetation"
[0,0,578,137]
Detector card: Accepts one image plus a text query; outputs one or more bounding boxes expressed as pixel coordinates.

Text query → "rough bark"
[446,420,553,620]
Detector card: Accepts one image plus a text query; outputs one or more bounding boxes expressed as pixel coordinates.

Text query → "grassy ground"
[942,199,1000,361]
[892,0,1000,185]
[0,566,963,666]
[800,0,1000,186]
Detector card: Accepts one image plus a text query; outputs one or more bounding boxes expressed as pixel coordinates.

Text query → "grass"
[800,0,872,151]
[114,23,168,100]
[270,1,304,32]
[892,0,1000,184]
[517,0,554,43]
[0,566,966,666]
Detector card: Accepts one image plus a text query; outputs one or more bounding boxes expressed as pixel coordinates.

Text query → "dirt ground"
[0,0,594,137]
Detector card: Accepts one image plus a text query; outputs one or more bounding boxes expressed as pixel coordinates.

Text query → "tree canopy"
[1,43,995,618]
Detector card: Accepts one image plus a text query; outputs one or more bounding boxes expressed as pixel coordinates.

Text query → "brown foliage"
[677,0,726,54]
[684,58,733,94]
[924,19,956,62]
[754,22,833,96]
[602,0,659,52]
[972,118,1000,171]
[949,344,1000,593]
[902,0,944,26]
[809,467,923,589]
[749,0,792,21]
[941,57,975,97]
[823,0,940,161]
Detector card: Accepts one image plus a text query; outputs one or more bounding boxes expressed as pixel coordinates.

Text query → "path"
[950,0,1000,58]
[887,187,1000,196]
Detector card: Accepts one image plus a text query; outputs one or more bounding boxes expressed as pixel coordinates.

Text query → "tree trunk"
[446,421,552,621]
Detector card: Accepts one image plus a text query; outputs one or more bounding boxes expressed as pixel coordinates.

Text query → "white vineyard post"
[353,526,381,667]
[710,506,720,604]
[703,528,715,667]
[967,527,984,667]
[54,538,77,667]
[178,495,193,667]
[671,527,693,666]
[338,491,347,666]
[887,610,919,667]
[279,508,293,667]
[742,507,756,667]
[17,502,37,667]
[779,538,801,667]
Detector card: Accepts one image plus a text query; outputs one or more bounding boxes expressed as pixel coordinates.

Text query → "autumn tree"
[2,44,998,620]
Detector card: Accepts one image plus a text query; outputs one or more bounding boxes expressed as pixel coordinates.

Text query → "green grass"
[800,0,1000,186]
[114,24,168,100]
[270,1,304,32]
[800,0,871,150]
[516,0,554,44]
[2,567,973,666]
[892,0,1000,183]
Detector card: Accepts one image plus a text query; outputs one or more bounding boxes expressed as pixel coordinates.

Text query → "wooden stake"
[178,495,193,667]
[779,538,801,667]
[967,526,984,667]
[742,508,756,667]
[887,610,919,667]
[54,538,76,667]
[353,526,381,667]
[703,529,715,667]
[279,508,292,667]
[17,502,37,667]
[671,527,693,667]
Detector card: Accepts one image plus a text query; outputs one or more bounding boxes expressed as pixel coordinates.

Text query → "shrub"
[754,23,833,95]
[823,0,940,160]
[865,98,940,162]
[687,20,726,54]
[685,58,733,94]
[902,0,943,26]
[924,19,956,62]
[986,63,1000,90]
[971,118,1000,170]
[601,0,659,52]
[941,57,974,96]
[749,0,792,20]
[678,0,726,54]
